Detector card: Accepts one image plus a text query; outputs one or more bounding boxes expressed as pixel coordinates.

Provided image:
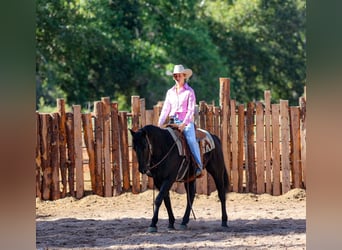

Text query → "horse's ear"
[129,129,135,137]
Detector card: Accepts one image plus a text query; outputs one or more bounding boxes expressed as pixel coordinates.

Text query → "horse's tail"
[211,133,229,193]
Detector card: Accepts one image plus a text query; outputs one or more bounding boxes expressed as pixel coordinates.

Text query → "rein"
[145,133,179,171]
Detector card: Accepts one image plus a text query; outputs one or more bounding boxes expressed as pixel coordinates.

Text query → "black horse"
[130,124,229,232]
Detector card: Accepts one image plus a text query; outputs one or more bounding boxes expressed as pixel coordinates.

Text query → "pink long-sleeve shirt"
[158,83,196,127]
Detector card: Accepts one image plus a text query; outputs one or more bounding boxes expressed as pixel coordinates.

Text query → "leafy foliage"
[36,0,306,110]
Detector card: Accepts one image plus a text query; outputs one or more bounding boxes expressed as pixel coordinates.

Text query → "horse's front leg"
[180,180,196,229]
[163,191,176,230]
[148,179,174,233]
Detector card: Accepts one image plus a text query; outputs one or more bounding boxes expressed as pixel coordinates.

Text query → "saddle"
[164,124,215,182]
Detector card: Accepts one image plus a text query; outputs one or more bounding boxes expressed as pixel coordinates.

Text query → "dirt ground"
[36,188,306,250]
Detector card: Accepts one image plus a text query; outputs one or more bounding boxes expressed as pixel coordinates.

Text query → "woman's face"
[173,73,185,84]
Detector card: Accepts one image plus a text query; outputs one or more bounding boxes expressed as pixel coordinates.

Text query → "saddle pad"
[197,128,216,153]
[165,127,215,156]
[165,127,183,155]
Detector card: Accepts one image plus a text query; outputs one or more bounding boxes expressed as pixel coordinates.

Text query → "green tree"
[36,0,306,110]
[199,0,306,105]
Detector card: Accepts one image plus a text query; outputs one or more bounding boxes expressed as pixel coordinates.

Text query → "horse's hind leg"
[163,192,176,229]
[207,164,228,227]
[180,180,196,229]
[217,180,228,227]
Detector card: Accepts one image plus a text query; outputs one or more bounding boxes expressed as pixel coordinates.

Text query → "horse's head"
[130,128,151,175]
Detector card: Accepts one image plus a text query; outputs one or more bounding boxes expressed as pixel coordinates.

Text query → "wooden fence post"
[290,106,302,189]
[131,96,141,194]
[219,78,231,191]
[119,111,130,191]
[237,104,245,193]
[65,112,75,197]
[94,101,104,196]
[111,102,122,196]
[40,114,52,200]
[36,112,42,198]
[73,105,84,199]
[230,100,239,193]
[271,104,281,195]
[280,100,290,194]
[264,91,272,194]
[153,103,162,126]
[102,97,112,197]
[299,88,306,188]
[213,106,220,137]
[51,113,61,200]
[256,102,265,194]
[57,98,67,198]
[246,102,256,193]
[82,113,96,192]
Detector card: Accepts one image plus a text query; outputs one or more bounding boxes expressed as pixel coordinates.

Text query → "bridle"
[143,132,179,172]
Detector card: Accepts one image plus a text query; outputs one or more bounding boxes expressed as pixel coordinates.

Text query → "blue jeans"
[174,118,202,168]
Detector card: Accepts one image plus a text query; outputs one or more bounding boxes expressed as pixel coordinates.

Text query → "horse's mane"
[141,124,161,135]
[141,124,168,139]
[141,125,173,152]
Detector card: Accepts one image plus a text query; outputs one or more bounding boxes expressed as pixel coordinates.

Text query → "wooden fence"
[36,78,306,200]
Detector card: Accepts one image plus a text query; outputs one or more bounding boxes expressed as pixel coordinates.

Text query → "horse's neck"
[148,127,173,156]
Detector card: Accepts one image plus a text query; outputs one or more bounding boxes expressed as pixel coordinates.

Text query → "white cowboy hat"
[167,64,193,79]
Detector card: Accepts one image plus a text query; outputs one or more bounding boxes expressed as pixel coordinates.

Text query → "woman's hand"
[178,123,186,132]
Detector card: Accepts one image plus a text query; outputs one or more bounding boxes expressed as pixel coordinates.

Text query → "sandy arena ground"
[36,188,306,249]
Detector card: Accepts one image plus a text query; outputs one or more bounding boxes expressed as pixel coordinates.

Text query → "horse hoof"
[147,226,157,233]
[168,226,176,231]
[179,224,188,230]
[221,222,228,228]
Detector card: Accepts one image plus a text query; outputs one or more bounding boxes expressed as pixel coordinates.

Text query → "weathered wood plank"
[246,102,256,193]
[82,113,96,192]
[51,113,61,200]
[256,102,265,194]
[94,101,104,196]
[219,78,231,191]
[119,111,130,191]
[280,100,291,194]
[36,112,42,198]
[237,104,245,193]
[102,97,112,197]
[65,112,75,196]
[230,100,239,192]
[213,106,220,137]
[111,102,122,196]
[290,106,302,189]
[299,92,306,188]
[40,114,52,200]
[271,104,281,196]
[264,91,272,194]
[57,98,67,198]
[131,96,141,194]
[73,105,84,199]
